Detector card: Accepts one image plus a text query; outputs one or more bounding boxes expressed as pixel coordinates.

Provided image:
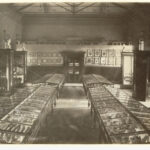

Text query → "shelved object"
[133,51,150,101]
[13,51,27,86]
[0,49,14,94]
[121,52,134,88]
[61,51,85,83]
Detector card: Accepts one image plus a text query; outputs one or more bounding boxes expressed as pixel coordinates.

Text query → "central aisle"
[33,84,100,144]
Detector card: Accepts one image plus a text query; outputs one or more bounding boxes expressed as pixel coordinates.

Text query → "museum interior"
[0,2,150,144]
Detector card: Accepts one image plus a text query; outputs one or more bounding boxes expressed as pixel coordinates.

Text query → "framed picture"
[108,57,115,66]
[87,49,94,57]
[56,58,63,64]
[108,49,115,57]
[94,57,100,64]
[102,50,107,57]
[85,57,94,64]
[95,49,101,56]
[101,57,107,65]
[69,63,73,66]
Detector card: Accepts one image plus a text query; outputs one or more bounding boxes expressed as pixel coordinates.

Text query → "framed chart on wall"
[94,49,101,56]
[94,57,100,64]
[85,57,94,64]
[102,50,108,57]
[101,57,107,65]
[108,49,115,57]
[87,49,94,57]
[108,57,115,66]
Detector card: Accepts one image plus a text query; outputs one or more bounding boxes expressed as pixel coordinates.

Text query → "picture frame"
[101,50,107,57]
[95,49,101,56]
[87,49,94,57]
[108,57,115,66]
[101,57,107,65]
[94,57,100,64]
[108,49,115,57]
[85,57,94,64]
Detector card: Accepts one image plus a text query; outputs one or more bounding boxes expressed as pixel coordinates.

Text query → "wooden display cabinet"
[61,51,85,83]
[0,49,14,94]
[13,51,27,86]
[121,52,134,88]
[133,51,150,101]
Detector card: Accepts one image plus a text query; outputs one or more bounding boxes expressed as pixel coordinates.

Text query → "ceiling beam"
[75,3,84,7]
[112,3,133,12]
[17,3,34,12]
[55,3,73,13]
[76,3,96,13]
[72,3,76,14]
[65,2,73,7]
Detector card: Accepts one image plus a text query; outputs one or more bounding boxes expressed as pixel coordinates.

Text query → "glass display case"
[121,52,134,88]
[87,85,150,144]
[0,49,14,94]
[133,51,150,101]
[0,84,57,144]
[13,51,27,86]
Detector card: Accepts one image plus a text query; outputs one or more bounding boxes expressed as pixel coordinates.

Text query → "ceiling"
[9,3,129,16]
[7,2,150,20]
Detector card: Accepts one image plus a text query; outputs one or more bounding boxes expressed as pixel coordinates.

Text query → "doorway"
[61,51,85,83]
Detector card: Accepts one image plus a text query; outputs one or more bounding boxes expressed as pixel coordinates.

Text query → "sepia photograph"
[0,0,150,147]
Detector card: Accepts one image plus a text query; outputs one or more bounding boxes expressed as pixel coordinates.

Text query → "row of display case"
[87,85,150,144]
[82,74,150,143]
[0,84,57,144]
[105,85,150,131]
[0,49,27,94]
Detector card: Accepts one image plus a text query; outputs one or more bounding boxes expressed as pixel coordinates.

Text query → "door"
[62,51,84,83]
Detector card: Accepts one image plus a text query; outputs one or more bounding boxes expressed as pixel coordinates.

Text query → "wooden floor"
[0,85,100,144]
[34,108,99,144]
[33,85,100,144]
